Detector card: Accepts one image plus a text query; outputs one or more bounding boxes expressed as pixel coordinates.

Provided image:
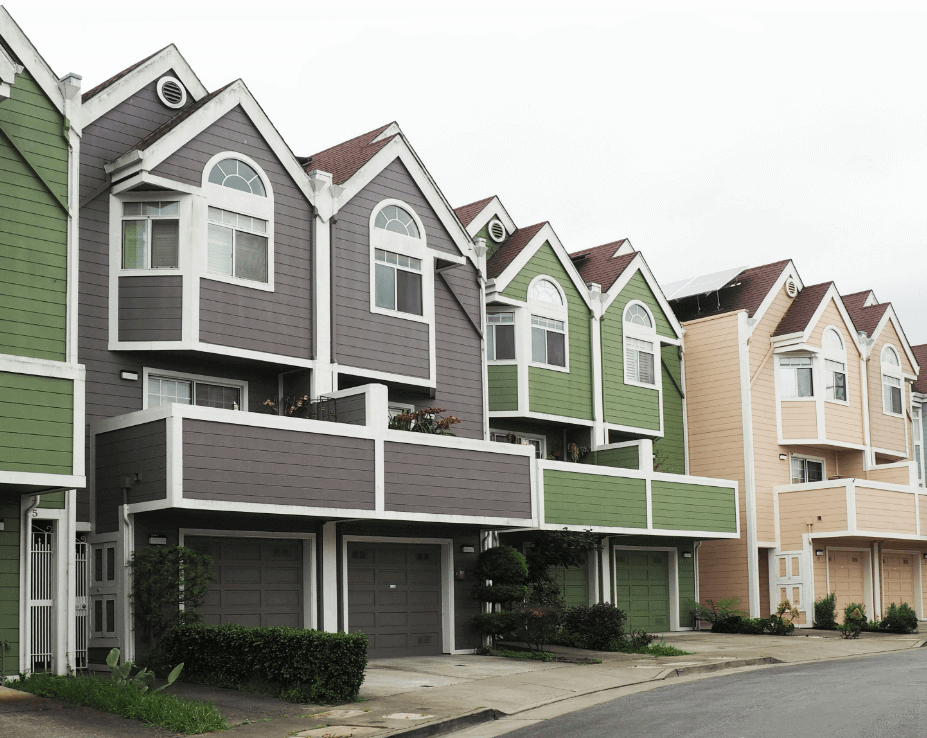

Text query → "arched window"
[623,302,657,387]
[625,304,653,328]
[882,345,903,415]
[823,327,847,402]
[370,201,427,318]
[207,158,267,196]
[823,328,843,351]
[527,277,567,368]
[375,205,420,238]
[530,279,564,306]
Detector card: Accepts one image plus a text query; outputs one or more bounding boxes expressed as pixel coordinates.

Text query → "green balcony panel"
[544,469,646,528]
[651,480,737,533]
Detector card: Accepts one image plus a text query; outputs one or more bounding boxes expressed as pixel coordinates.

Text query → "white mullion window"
[527,277,569,371]
[207,206,269,283]
[779,357,814,398]
[374,248,423,316]
[487,312,516,361]
[823,328,848,403]
[913,406,922,483]
[623,302,658,388]
[490,429,546,459]
[625,337,656,385]
[790,455,825,484]
[881,346,903,416]
[121,201,179,270]
[147,372,244,411]
[531,315,566,367]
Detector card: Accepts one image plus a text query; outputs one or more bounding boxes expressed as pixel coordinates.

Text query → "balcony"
[91,384,535,531]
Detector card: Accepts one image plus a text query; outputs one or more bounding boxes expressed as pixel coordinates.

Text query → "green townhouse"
[454,196,740,631]
[1,8,85,677]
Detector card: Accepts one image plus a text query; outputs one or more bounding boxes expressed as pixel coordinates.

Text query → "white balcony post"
[321,522,338,632]
[638,439,653,472]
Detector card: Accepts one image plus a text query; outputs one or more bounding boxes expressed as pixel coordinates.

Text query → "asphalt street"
[502,649,927,738]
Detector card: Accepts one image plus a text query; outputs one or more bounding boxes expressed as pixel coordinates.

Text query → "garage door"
[186,536,302,628]
[828,550,866,615]
[614,550,670,631]
[882,552,916,609]
[347,542,442,658]
[551,560,589,608]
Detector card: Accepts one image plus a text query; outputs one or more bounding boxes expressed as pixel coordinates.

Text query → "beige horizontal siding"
[855,488,916,535]
[778,486,849,550]
[781,402,818,439]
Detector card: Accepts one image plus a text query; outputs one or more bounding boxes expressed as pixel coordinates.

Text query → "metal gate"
[30,523,55,672]
[75,535,89,669]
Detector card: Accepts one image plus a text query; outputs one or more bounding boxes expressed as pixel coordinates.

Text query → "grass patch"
[10,673,228,734]
[639,642,691,657]
[500,649,555,662]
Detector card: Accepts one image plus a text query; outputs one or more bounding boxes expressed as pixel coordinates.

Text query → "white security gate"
[75,536,89,670]
[30,523,56,672]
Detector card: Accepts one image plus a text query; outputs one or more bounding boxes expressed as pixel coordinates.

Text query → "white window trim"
[114,192,185,277]
[822,326,849,407]
[527,274,570,373]
[490,428,546,458]
[368,198,433,325]
[789,453,827,484]
[622,300,661,391]
[487,309,517,365]
[777,353,816,402]
[141,367,249,411]
[200,151,275,292]
[881,344,905,418]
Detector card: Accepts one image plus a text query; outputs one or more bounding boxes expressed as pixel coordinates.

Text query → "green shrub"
[813,593,837,630]
[710,615,794,636]
[11,673,227,734]
[693,597,743,626]
[159,624,367,703]
[471,547,530,647]
[471,611,520,645]
[880,603,918,634]
[515,605,561,651]
[844,603,866,622]
[642,641,691,657]
[500,649,555,662]
[553,603,627,651]
[625,629,655,650]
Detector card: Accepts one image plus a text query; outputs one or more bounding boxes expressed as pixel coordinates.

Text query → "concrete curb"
[378,708,500,738]
[656,656,783,680]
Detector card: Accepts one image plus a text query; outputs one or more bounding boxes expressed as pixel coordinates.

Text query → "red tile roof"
[913,344,927,394]
[82,47,167,102]
[454,197,495,228]
[772,282,832,337]
[671,260,792,323]
[843,291,889,337]
[130,82,229,152]
[302,123,397,185]
[486,222,547,280]
[570,240,635,291]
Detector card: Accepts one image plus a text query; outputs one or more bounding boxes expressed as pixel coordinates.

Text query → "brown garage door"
[186,536,302,628]
[882,552,916,609]
[829,550,866,615]
[347,542,442,658]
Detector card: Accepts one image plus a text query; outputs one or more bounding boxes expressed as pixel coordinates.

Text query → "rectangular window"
[883,375,902,415]
[94,547,103,582]
[826,359,847,401]
[531,315,566,367]
[491,431,545,459]
[94,599,103,634]
[106,546,115,581]
[122,201,179,270]
[148,375,241,410]
[790,456,824,484]
[779,357,814,398]
[374,248,423,316]
[487,312,515,361]
[625,336,655,385]
[105,599,115,634]
[207,206,268,283]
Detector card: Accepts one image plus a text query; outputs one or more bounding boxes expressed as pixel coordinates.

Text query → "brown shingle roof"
[130,82,229,153]
[486,222,546,280]
[570,240,635,291]
[913,345,927,394]
[671,260,792,323]
[772,282,832,337]
[843,290,889,337]
[454,197,495,228]
[82,47,166,102]
[302,123,397,185]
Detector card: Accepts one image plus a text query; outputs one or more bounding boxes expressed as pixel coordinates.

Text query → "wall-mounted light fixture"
[815,550,824,556]
[148,535,167,545]
[779,454,788,461]
[120,370,139,381]
[460,545,475,554]
[0,520,5,531]
[682,551,693,558]
[923,553,927,561]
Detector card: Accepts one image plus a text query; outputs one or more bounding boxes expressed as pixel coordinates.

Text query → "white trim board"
[463,196,518,239]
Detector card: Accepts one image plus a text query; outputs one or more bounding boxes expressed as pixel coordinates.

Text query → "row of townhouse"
[0,8,922,676]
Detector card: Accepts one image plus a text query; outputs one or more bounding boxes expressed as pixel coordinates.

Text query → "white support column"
[119,508,135,662]
[64,488,77,673]
[321,522,339,632]
[600,538,612,603]
[587,548,600,605]
[737,312,761,617]
[872,541,882,620]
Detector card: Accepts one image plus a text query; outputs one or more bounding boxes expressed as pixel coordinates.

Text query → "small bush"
[881,603,918,634]
[844,603,866,622]
[814,594,837,630]
[471,611,520,645]
[642,641,691,657]
[11,673,227,734]
[554,603,627,651]
[500,649,555,662]
[693,597,743,626]
[160,624,367,703]
[515,605,562,652]
[625,629,655,650]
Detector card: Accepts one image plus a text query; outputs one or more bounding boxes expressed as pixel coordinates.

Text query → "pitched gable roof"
[486,222,547,280]
[570,240,635,291]
[302,123,398,185]
[130,82,231,152]
[671,259,792,323]
[843,291,889,337]
[772,281,832,337]
[913,345,927,394]
[454,196,495,228]
[81,47,166,102]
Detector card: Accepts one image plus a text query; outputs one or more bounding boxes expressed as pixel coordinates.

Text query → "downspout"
[693,540,702,628]
[330,216,337,364]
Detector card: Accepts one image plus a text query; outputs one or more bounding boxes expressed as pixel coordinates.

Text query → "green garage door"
[614,550,670,631]
[551,559,589,608]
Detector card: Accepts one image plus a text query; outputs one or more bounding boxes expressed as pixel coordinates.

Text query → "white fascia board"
[0,44,21,88]
[0,354,85,381]
[489,410,596,427]
[0,8,65,113]
[748,261,801,337]
[601,253,684,340]
[110,171,201,196]
[772,341,817,354]
[0,471,85,490]
[332,136,477,269]
[869,307,920,374]
[790,284,864,356]
[81,45,207,126]
[492,223,593,310]
[824,289,865,354]
[465,197,517,238]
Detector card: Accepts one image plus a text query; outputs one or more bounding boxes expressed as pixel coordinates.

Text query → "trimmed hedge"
[160,624,367,703]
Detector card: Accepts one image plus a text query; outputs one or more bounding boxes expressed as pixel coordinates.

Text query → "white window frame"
[527,275,569,373]
[490,428,546,459]
[777,354,815,401]
[622,300,660,391]
[201,151,275,292]
[487,310,517,364]
[913,405,923,485]
[114,193,186,277]
[368,198,432,325]
[141,367,248,411]
[822,326,849,406]
[881,344,904,418]
[790,453,826,484]
[119,199,183,272]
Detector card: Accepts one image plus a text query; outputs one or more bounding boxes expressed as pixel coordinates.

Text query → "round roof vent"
[785,277,798,298]
[157,76,187,109]
[487,218,506,243]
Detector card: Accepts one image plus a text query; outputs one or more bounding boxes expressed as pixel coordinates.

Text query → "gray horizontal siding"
[336,394,366,425]
[182,419,375,509]
[383,441,532,518]
[118,275,182,342]
[95,420,167,533]
[149,106,312,359]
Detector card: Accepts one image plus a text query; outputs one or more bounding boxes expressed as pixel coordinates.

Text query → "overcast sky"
[11,2,926,345]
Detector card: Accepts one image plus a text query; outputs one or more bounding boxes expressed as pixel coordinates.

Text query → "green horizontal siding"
[488,364,518,411]
[544,469,646,528]
[0,497,20,677]
[653,346,685,474]
[582,446,639,470]
[0,372,73,475]
[502,243,593,420]
[0,69,68,362]
[650,480,737,533]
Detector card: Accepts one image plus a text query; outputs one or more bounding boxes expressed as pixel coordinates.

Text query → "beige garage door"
[882,552,916,609]
[828,550,866,615]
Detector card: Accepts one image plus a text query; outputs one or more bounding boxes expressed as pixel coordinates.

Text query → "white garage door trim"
[610,544,681,632]
[179,529,316,629]
[824,546,873,620]
[342,536,456,653]
[881,548,923,619]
